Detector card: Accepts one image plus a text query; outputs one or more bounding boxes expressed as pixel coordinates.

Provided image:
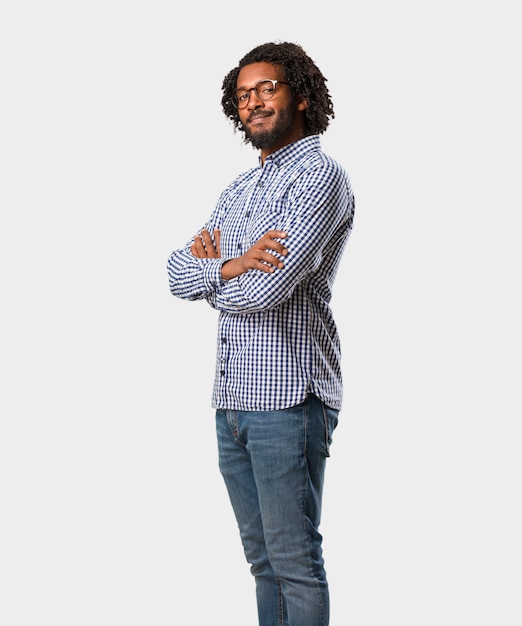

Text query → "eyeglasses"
[232,79,290,109]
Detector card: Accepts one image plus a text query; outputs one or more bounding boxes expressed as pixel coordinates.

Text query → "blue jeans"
[216,393,339,626]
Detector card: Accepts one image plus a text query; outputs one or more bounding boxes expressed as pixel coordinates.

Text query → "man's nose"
[246,89,264,109]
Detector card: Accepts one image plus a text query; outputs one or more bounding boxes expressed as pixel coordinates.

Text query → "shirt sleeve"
[205,158,354,314]
[166,198,229,301]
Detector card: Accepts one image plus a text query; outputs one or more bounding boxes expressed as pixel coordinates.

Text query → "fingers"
[257,230,288,259]
[200,229,219,257]
[242,255,282,274]
[190,236,206,258]
[243,231,289,273]
[253,252,285,273]
[190,229,221,258]
[191,228,287,275]
[265,230,287,239]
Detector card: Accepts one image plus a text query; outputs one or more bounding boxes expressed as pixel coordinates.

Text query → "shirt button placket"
[220,336,228,377]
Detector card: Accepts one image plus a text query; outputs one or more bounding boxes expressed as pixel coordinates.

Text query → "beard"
[243,104,296,150]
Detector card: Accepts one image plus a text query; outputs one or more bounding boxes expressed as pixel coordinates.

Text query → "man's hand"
[191,229,221,258]
[221,230,288,280]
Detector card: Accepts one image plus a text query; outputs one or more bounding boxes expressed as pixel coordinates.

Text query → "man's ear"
[297,98,308,111]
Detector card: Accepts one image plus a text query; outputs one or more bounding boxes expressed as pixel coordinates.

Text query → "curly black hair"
[221,41,334,140]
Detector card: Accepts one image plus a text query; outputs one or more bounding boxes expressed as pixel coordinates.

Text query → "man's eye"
[237,92,248,101]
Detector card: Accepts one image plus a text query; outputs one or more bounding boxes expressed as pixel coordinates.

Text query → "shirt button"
[245,211,250,217]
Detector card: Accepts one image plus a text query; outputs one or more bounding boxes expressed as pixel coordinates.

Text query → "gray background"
[1,1,520,624]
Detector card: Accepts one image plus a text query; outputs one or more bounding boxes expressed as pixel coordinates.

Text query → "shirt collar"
[259,135,321,169]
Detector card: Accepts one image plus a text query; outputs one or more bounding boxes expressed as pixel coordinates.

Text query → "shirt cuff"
[202,258,228,292]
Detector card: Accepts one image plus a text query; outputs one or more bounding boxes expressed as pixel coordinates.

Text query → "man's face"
[236,62,306,155]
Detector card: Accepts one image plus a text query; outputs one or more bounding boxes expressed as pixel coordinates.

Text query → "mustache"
[247,110,272,123]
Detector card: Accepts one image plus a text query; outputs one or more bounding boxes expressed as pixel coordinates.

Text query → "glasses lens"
[255,80,277,101]
[234,81,278,109]
[235,89,249,109]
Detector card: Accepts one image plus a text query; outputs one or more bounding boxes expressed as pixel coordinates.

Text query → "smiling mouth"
[247,111,272,124]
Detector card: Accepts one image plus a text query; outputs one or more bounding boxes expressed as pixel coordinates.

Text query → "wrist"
[221,258,241,280]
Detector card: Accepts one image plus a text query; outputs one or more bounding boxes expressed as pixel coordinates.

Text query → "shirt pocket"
[246,192,291,245]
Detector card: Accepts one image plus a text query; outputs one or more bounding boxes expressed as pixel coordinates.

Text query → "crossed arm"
[191,228,288,281]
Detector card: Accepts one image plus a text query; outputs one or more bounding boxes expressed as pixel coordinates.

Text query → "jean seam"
[226,409,242,445]
[321,400,331,456]
[276,576,284,626]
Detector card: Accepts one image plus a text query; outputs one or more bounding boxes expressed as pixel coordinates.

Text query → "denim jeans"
[216,393,339,626]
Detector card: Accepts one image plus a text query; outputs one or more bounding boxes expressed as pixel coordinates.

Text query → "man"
[167,41,355,626]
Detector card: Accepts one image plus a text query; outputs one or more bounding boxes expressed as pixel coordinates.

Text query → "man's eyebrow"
[236,78,276,90]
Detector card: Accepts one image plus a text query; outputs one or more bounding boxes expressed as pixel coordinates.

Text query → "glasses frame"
[232,79,291,109]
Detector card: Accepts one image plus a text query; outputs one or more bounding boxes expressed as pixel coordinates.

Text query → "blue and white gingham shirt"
[167,135,354,411]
